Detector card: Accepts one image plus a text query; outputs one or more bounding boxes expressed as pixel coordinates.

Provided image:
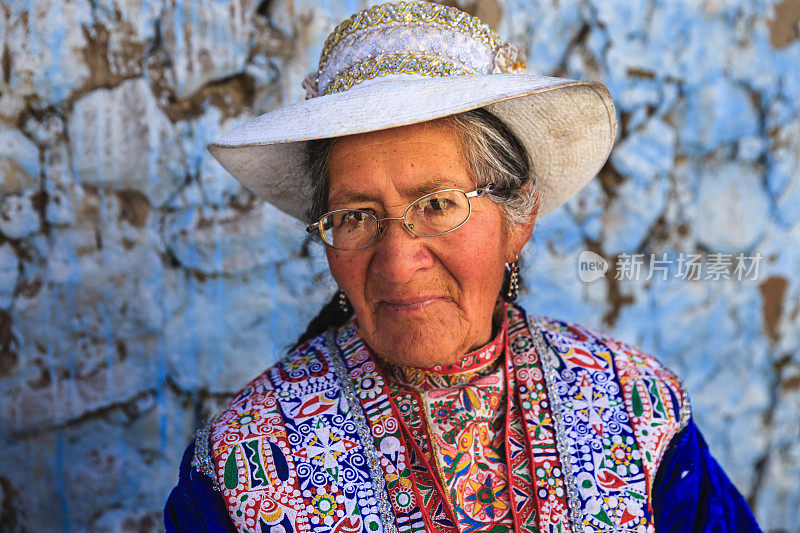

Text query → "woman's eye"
[341,211,370,225]
[422,197,454,212]
[434,198,452,210]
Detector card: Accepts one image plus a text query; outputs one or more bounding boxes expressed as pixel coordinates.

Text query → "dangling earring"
[337,289,350,313]
[505,255,520,301]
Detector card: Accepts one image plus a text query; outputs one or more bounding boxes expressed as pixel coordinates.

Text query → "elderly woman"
[165,2,759,532]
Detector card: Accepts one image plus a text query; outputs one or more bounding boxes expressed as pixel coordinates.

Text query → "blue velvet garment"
[652,418,762,532]
[164,417,761,532]
[164,442,237,533]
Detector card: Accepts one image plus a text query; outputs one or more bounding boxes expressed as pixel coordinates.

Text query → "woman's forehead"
[326,122,473,205]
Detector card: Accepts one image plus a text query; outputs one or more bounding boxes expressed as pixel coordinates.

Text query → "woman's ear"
[508,219,534,260]
[507,185,538,260]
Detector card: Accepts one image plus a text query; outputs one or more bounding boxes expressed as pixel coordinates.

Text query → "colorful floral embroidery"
[507,308,568,530]
[534,316,679,532]
[382,319,517,532]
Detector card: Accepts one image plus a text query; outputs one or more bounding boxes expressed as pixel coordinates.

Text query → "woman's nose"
[370,217,433,284]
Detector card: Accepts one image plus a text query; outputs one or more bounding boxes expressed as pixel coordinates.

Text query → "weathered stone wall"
[1,0,798,531]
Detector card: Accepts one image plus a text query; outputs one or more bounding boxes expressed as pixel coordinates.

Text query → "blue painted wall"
[1,0,798,530]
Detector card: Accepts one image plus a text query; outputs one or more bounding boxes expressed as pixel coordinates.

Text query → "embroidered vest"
[192,305,690,533]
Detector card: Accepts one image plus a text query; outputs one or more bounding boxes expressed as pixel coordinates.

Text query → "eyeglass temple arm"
[466,183,515,198]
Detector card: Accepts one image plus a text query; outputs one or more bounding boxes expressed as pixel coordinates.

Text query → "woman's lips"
[378,296,444,314]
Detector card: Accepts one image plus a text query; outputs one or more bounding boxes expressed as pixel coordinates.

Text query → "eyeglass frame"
[305,183,501,251]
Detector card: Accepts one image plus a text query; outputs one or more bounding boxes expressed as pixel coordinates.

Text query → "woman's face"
[325,121,533,367]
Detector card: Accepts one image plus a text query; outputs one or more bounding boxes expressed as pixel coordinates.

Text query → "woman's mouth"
[378,296,444,314]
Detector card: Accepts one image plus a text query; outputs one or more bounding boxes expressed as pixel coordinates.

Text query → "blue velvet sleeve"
[164,441,237,532]
[652,417,762,532]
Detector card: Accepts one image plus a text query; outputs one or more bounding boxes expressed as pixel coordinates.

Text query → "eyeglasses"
[306,184,497,250]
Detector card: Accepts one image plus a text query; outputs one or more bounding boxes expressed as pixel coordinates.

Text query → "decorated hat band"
[303,1,527,98]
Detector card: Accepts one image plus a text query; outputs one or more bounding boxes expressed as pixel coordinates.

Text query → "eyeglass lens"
[319,189,472,250]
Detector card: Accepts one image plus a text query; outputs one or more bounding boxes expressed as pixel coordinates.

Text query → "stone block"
[503,0,584,76]
[611,118,677,186]
[0,0,92,119]
[520,245,610,331]
[161,202,302,275]
[0,125,41,194]
[601,177,669,255]
[670,11,730,88]
[737,135,768,162]
[68,78,187,206]
[1,332,163,432]
[158,0,258,97]
[163,266,323,394]
[694,161,771,252]
[681,78,760,154]
[182,107,249,206]
[265,0,353,104]
[0,431,63,529]
[566,178,604,242]
[0,386,194,531]
[92,0,161,63]
[727,26,781,100]
[44,185,80,227]
[10,207,166,345]
[42,141,77,190]
[534,202,587,257]
[0,191,42,240]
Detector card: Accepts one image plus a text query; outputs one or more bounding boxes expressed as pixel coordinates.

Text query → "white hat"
[208,1,617,221]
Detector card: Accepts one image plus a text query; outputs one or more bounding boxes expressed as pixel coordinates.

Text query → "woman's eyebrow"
[329,175,462,207]
[403,175,462,198]
[328,190,377,208]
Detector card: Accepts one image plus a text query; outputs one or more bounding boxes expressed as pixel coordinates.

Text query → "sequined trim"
[678,381,692,429]
[323,53,474,95]
[191,417,219,489]
[325,329,399,533]
[319,1,503,73]
[526,315,583,533]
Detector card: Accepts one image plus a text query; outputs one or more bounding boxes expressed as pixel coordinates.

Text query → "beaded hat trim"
[318,1,503,72]
[323,54,474,96]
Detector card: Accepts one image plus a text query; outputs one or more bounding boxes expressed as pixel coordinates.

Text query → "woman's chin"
[362,310,467,367]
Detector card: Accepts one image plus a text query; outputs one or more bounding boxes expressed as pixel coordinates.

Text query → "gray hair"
[305,108,540,227]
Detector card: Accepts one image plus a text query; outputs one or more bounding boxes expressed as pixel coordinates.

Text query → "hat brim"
[208,74,617,221]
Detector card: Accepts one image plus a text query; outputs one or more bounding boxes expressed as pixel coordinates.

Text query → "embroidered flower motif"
[431,399,453,424]
[389,486,415,512]
[485,389,502,410]
[309,490,341,525]
[396,397,413,414]
[610,437,633,466]
[607,434,642,476]
[298,421,359,471]
[233,410,260,427]
[462,472,510,521]
[358,375,381,399]
[536,463,566,500]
